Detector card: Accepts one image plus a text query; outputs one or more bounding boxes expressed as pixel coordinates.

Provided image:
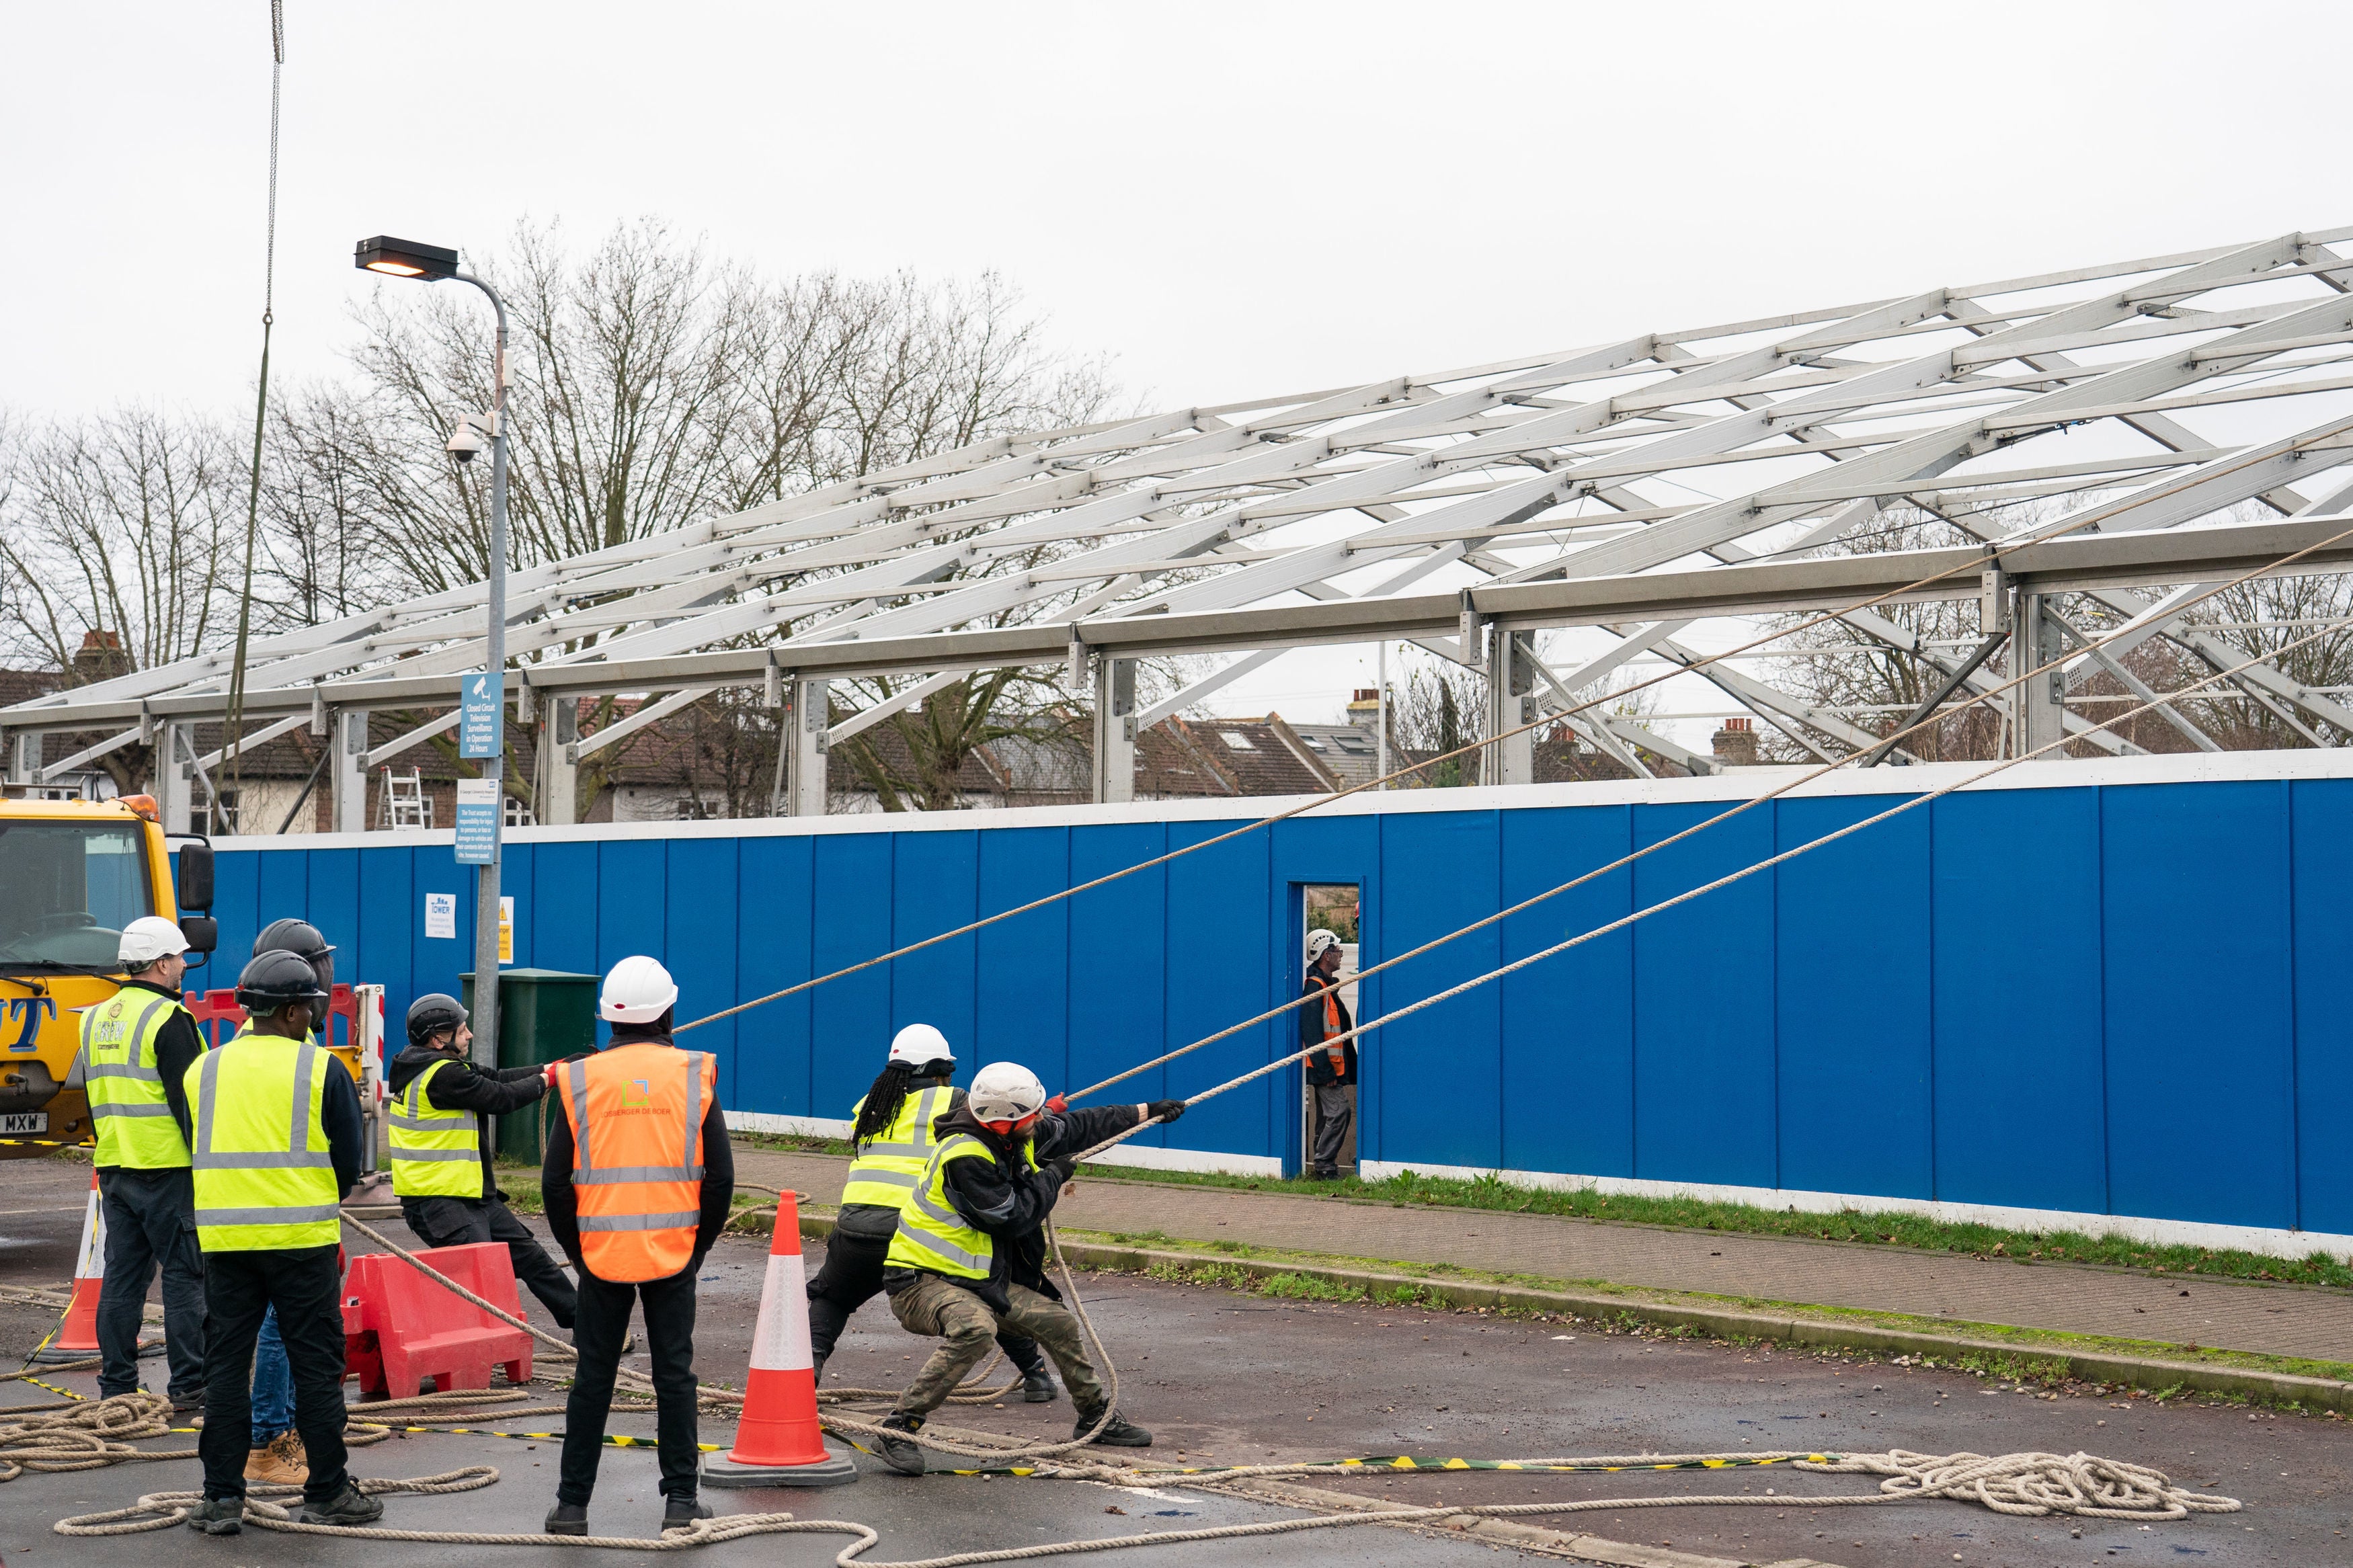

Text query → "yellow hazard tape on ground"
[936,1451,1841,1477]
[231,1421,727,1454]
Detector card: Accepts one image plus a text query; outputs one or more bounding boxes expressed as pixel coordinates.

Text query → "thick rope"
[673,417,2353,1044]
[48,1448,2238,1555]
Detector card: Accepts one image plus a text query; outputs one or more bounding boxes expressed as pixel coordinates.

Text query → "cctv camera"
[446,423,488,464]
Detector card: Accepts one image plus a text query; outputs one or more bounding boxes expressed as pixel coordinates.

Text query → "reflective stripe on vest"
[388,1056,484,1200]
[840,1085,951,1210]
[557,1042,714,1283]
[82,990,191,1169]
[189,1029,340,1251]
[1322,987,1346,1075]
[885,1131,1035,1281]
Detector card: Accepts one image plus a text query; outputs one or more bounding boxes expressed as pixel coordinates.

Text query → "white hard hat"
[888,1022,955,1069]
[599,954,680,1024]
[968,1061,1047,1128]
[1306,928,1341,959]
[119,917,190,967]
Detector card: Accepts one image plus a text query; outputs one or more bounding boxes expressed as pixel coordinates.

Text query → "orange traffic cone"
[703,1191,858,1487]
[35,1169,106,1362]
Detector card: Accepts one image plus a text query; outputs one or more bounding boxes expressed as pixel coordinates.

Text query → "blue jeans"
[250,1305,294,1445]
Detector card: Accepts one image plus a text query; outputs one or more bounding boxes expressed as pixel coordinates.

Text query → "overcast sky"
[6,2,2348,725]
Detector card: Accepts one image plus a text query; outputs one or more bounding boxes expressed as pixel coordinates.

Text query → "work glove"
[1045,1094,1068,1114]
[1147,1098,1187,1124]
[1046,1156,1078,1185]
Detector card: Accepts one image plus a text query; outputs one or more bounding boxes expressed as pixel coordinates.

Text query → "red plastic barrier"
[342,1242,533,1399]
[186,983,360,1050]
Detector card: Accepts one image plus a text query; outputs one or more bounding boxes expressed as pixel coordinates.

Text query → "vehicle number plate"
[0,1113,48,1134]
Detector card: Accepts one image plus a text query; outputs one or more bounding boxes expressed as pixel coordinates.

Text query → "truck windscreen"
[0,821,153,970]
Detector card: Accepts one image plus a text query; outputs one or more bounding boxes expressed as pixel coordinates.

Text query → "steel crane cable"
[1067,592,2353,1162]
[221,0,288,807]
[673,414,2353,1039]
[1060,508,2353,1105]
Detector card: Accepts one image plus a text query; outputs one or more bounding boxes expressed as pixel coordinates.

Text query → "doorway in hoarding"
[1297,882,1359,1181]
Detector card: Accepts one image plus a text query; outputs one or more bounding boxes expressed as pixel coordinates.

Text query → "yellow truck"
[0,794,216,1161]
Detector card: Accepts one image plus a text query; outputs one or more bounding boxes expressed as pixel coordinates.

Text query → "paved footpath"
[733,1144,2353,1364]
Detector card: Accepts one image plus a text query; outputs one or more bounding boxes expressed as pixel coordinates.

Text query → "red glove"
[1045,1094,1068,1114]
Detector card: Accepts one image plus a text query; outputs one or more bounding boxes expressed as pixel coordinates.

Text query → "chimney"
[73,629,128,686]
[1711,715,1758,768]
[1345,688,1381,733]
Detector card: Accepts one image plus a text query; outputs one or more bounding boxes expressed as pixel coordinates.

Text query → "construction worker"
[803,1023,1058,1401]
[236,918,341,1489]
[389,992,577,1329]
[540,956,733,1536]
[184,949,378,1534]
[873,1061,1181,1474]
[82,916,206,1410]
[1300,928,1356,1182]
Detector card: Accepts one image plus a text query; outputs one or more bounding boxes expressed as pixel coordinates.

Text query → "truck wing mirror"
[179,915,218,956]
[171,838,214,913]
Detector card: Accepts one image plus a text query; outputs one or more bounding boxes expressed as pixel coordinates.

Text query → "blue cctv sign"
[459,672,502,759]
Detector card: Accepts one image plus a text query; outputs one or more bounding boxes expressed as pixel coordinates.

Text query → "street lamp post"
[355,235,512,1070]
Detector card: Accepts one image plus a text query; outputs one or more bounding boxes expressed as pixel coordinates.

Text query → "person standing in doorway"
[82,917,207,1413]
[1300,928,1356,1182]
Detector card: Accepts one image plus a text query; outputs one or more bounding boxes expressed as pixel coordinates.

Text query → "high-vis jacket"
[885,1132,1039,1282]
[389,1057,483,1199]
[189,1028,343,1251]
[553,1040,717,1282]
[839,1084,953,1210]
[80,988,194,1169]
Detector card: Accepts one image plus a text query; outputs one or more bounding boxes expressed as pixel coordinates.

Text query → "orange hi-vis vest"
[1320,985,1346,1075]
[556,1040,717,1282]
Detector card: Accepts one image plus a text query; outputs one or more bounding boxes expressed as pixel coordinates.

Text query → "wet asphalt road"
[5,1155,2350,1567]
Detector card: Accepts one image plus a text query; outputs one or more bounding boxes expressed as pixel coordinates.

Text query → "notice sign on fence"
[459,672,503,759]
[454,778,499,864]
[424,892,456,940]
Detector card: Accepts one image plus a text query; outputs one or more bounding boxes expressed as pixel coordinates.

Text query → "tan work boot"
[243,1431,309,1486]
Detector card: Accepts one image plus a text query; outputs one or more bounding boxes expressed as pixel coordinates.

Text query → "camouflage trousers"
[888,1274,1106,1417]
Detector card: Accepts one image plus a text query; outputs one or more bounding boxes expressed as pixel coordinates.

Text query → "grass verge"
[929,1156,2353,1288]
[1053,1226,2353,1407]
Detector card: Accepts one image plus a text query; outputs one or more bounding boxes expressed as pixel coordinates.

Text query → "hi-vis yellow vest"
[188,1028,341,1251]
[839,1085,953,1210]
[389,1057,483,1199]
[885,1132,1036,1281]
[81,987,190,1169]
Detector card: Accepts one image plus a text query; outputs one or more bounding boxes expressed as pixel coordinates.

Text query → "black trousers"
[198,1245,349,1503]
[401,1194,579,1329]
[805,1225,1043,1376]
[95,1166,207,1400]
[561,1263,699,1505]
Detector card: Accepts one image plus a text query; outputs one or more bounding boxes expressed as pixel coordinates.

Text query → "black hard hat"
[235,948,331,1019]
[253,917,335,1025]
[407,992,469,1048]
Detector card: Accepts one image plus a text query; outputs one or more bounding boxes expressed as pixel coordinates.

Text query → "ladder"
[379,768,432,829]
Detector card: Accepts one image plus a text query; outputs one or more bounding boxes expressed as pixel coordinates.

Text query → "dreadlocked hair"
[852,1062,918,1145]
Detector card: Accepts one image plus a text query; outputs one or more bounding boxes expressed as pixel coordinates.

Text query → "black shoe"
[1076,1407,1152,1447]
[169,1388,208,1413]
[185,1497,243,1535]
[544,1502,589,1536]
[662,1496,713,1531]
[298,1481,385,1527]
[1021,1366,1058,1404]
[875,1412,928,1476]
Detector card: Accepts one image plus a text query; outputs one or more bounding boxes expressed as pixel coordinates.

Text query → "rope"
[46,1449,2238,1555]
[1067,591,2353,1167]
[672,413,2353,1041]
[221,0,286,803]
[1058,511,2353,1112]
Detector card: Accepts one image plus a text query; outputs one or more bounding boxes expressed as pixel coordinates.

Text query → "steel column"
[539,699,579,827]
[1484,628,1537,786]
[2013,593,2069,756]
[330,710,369,833]
[1092,657,1138,803]
[783,679,830,816]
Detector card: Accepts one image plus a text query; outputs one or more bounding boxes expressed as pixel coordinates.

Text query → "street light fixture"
[354,233,512,1071]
